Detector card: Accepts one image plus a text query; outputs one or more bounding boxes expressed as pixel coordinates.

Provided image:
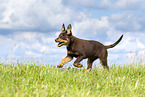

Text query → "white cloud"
[0,31,68,65]
[109,12,144,32]
[111,0,140,9]
[107,32,145,53]
[72,11,145,40]
[73,16,109,38]
[62,0,142,10]
[0,0,144,32]
[0,0,75,31]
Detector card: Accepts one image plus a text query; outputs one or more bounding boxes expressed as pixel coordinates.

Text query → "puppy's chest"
[67,45,81,57]
[67,47,80,57]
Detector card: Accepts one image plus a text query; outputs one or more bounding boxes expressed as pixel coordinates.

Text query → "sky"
[0,0,145,67]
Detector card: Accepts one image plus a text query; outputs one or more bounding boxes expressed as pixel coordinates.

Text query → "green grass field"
[0,62,145,97]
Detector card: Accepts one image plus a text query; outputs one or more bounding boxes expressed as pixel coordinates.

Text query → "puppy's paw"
[85,68,91,73]
[78,64,83,67]
[57,64,63,68]
[74,64,83,68]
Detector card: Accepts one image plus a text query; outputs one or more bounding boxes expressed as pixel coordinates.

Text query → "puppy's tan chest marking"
[68,51,79,56]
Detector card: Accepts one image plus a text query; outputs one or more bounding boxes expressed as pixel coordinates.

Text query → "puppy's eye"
[61,35,64,37]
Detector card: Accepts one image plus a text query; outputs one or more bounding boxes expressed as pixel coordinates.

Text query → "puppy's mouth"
[58,42,66,47]
[55,38,69,47]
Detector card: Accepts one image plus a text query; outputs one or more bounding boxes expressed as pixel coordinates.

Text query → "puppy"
[55,24,123,72]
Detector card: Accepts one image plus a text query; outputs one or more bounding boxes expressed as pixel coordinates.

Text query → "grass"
[0,62,145,97]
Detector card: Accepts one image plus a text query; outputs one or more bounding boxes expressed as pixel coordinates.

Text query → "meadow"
[0,62,145,97]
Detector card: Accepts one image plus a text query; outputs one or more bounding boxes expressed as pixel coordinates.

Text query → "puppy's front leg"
[57,55,73,68]
[73,56,85,67]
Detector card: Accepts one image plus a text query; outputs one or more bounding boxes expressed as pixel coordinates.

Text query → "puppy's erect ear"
[62,23,65,31]
[67,24,72,35]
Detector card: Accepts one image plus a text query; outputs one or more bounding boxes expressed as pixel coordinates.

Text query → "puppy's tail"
[105,35,123,49]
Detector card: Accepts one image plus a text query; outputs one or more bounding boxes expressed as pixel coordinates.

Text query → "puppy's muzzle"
[55,38,58,42]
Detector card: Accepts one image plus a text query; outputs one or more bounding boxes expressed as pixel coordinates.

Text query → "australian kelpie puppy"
[55,24,123,72]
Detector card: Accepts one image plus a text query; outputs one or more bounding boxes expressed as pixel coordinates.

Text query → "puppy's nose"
[55,38,58,42]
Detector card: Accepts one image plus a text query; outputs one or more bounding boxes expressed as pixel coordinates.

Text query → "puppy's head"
[55,24,72,47]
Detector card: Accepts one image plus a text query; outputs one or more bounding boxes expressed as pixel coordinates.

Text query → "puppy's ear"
[67,24,72,35]
[62,23,65,31]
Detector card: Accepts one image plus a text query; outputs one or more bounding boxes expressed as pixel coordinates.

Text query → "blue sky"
[0,0,145,67]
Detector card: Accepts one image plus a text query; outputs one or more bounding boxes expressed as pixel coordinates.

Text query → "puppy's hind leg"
[85,58,97,72]
[100,57,109,71]
[99,50,109,71]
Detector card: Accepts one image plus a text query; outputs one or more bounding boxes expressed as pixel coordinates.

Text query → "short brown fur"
[55,24,123,72]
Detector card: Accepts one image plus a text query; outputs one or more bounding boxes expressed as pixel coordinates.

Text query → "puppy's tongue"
[58,42,65,47]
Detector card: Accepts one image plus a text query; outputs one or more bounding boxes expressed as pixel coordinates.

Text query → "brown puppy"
[55,24,123,72]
